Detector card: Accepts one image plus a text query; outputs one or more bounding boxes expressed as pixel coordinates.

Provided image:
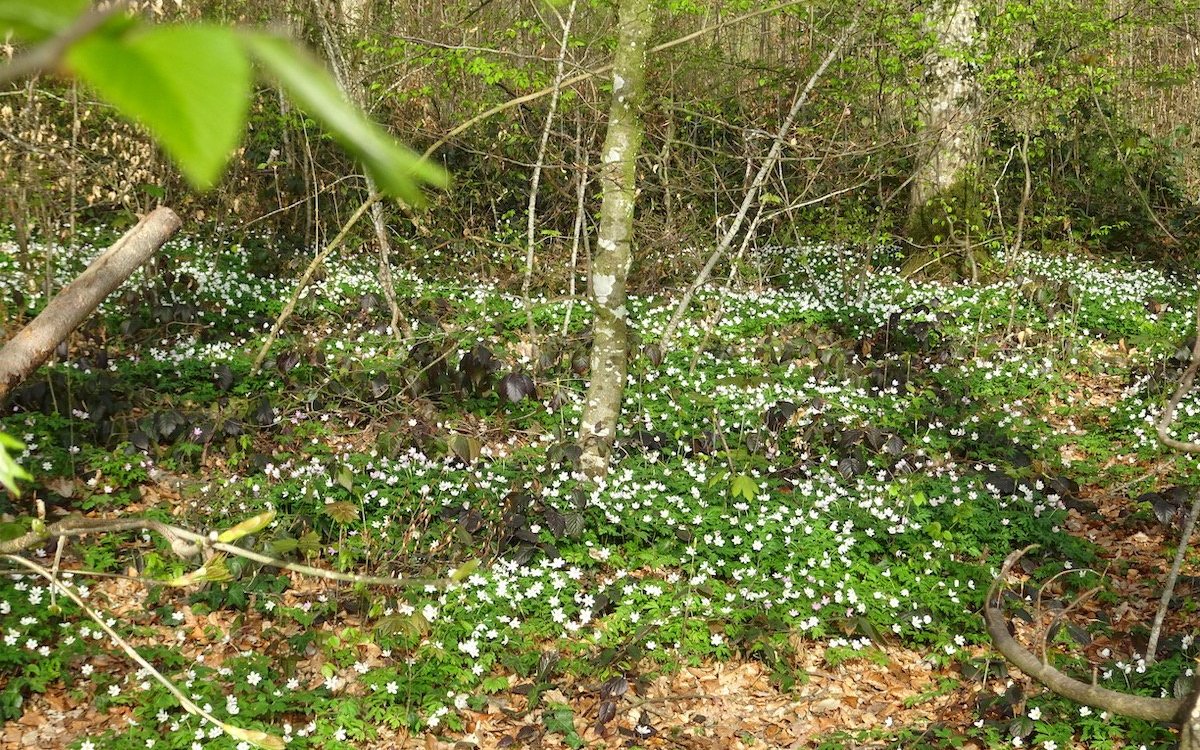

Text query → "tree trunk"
[0,207,182,400]
[910,0,980,219]
[312,0,410,342]
[577,0,653,479]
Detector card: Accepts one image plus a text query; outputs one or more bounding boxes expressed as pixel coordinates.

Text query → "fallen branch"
[983,546,1183,724]
[0,206,182,400]
[5,554,285,749]
[0,511,458,588]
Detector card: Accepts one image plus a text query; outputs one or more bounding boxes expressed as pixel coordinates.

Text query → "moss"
[903,178,989,280]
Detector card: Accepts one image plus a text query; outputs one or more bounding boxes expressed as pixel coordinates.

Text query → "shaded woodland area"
[8,1,1200,748]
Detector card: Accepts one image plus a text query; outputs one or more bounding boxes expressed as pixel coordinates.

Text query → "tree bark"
[910,0,980,214]
[577,0,653,479]
[0,207,182,400]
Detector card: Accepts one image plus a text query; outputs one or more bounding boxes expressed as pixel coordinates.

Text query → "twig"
[1147,487,1200,663]
[310,0,412,348]
[1147,286,1200,661]
[420,0,810,160]
[251,194,381,374]
[660,22,857,348]
[4,554,284,749]
[0,513,453,588]
[562,112,591,337]
[523,0,578,343]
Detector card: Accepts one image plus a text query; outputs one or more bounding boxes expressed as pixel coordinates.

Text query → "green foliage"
[0,0,85,40]
[4,0,445,199]
[0,432,32,495]
[239,32,447,203]
[67,26,251,189]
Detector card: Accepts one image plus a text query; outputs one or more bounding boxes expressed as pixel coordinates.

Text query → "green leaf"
[336,466,354,492]
[240,31,447,203]
[166,555,232,587]
[450,559,480,582]
[0,0,87,41]
[448,434,481,464]
[0,520,30,542]
[270,537,299,556]
[0,433,32,496]
[730,474,758,501]
[67,25,251,189]
[217,510,276,543]
[298,531,321,557]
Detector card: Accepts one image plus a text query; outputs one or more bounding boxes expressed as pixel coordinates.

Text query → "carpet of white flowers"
[3,232,1199,749]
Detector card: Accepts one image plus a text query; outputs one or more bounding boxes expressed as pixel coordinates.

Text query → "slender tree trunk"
[577,0,653,479]
[312,0,411,342]
[523,0,578,341]
[910,0,980,217]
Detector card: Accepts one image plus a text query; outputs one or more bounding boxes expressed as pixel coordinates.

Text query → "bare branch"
[1,513,452,588]
[984,547,1182,723]
[1155,292,1200,452]
[5,554,285,749]
[420,0,810,160]
[660,22,858,348]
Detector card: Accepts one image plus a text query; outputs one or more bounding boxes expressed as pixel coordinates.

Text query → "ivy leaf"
[239,31,447,204]
[67,25,251,189]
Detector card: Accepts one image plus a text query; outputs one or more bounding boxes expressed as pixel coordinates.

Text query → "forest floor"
[3,235,1200,749]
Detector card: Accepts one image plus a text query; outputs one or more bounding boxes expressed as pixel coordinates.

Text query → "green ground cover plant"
[3,233,1200,749]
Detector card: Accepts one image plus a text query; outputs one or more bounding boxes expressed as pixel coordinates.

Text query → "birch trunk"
[910,0,980,219]
[577,0,653,479]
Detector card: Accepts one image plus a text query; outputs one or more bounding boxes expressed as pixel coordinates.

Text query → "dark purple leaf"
[214,364,234,391]
[764,401,796,432]
[499,372,536,403]
[600,676,628,699]
[597,700,617,725]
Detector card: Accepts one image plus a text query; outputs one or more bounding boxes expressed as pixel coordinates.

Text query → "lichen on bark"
[577,0,653,479]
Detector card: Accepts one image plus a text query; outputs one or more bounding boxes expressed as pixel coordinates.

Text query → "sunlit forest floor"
[3,232,1200,749]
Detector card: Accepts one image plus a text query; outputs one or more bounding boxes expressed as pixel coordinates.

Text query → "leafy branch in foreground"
[1,0,446,200]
